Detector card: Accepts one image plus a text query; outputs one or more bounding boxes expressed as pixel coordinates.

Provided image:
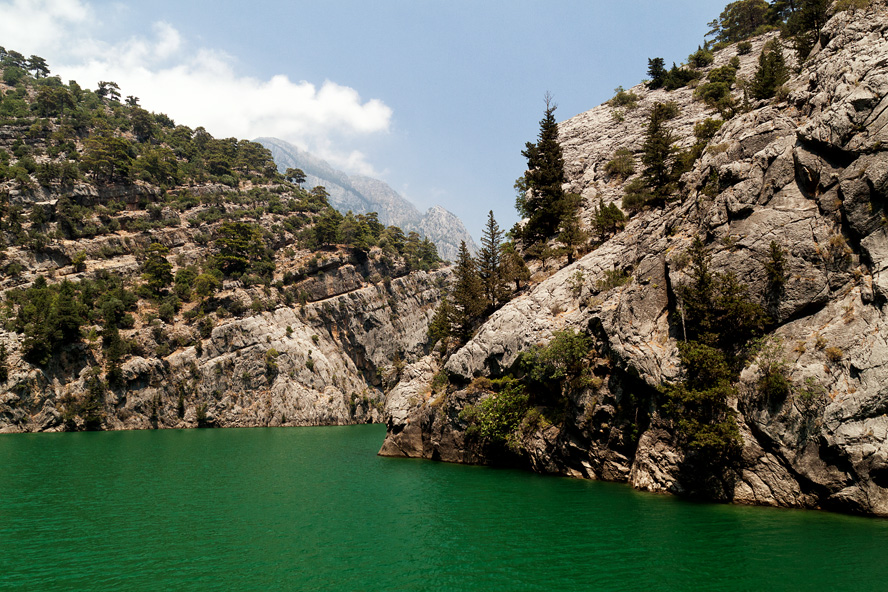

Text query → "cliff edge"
[380,2,888,516]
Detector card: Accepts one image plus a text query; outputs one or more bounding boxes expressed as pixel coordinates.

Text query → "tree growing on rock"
[517,93,569,247]
[214,221,274,279]
[592,198,626,241]
[751,39,789,100]
[285,167,306,185]
[647,57,667,89]
[500,242,531,291]
[478,211,507,309]
[451,241,486,340]
[26,55,49,78]
[706,0,771,44]
[427,297,454,347]
[786,0,831,60]
[624,102,681,213]
[142,243,173,294]
[557,194,588,264]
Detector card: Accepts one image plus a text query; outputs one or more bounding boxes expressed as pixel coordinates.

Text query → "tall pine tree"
[478,210,506,309]
[519,93,567,245]
[641,102,679,206]
[451,241,485,340]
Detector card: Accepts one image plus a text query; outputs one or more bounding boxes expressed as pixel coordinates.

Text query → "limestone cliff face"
[0,180,447,433]
[0,264,445,432]
[381,3,888,516]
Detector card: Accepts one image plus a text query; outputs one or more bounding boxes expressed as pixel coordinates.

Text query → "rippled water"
[1,424,886,591]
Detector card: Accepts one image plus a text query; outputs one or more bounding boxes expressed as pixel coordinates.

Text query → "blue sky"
[1,0,728,240]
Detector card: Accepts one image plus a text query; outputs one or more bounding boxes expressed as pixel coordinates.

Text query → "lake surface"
[1,424,886,591]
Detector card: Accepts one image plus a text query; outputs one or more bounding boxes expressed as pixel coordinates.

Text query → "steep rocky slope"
[380,3,888,516]
[257,137,477,261]
[0,177,447,432]
[0,65,447,433]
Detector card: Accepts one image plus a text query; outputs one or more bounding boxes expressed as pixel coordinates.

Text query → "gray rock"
[381,3,888,517]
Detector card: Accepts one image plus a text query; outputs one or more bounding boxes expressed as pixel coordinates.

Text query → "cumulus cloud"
[0,0,392,176]
[0,0,92,54]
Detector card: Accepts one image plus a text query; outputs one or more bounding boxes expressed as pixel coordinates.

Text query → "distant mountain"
[256,137,476,261]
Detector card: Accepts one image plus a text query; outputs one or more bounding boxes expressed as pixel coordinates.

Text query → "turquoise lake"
[1,424,886,591]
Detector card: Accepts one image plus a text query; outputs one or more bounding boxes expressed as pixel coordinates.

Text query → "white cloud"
[0,0,92,55]
[0,0,392,176]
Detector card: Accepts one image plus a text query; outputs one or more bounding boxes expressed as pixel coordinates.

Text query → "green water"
[1,425,886,591]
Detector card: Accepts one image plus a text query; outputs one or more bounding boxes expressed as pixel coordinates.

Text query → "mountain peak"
[256,137,476,260]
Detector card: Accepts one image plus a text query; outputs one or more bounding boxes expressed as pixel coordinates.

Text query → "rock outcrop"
[381,2,888,516]
[0,265,445,432]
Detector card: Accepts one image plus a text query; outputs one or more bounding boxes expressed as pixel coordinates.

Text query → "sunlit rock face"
[381,3,888,517]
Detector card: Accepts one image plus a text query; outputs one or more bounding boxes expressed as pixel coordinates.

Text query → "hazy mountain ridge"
[256,137,476,261]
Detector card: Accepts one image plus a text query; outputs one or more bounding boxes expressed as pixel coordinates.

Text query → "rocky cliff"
[380,2,888,516]
[0,262,445,432]
[0,69,448,433]
[256,137,477,261]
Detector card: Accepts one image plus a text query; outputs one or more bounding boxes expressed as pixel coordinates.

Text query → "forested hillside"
[0,48,444,432]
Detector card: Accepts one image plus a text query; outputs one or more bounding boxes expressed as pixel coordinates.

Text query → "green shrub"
[459,378,529,450]
[621,177,650,214]
[754,336,791,401]
[596,269,631,292]
[687,46,714,68]
[765,241,787,296]
[663,64,701,90]
[431,370,449,394]
[265,348,279,375]
[694,118,724,143]
[604,148,635,179]
[609,86,639,109]
[516,329,594,402]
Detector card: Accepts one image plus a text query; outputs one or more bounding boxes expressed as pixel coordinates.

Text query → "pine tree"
[641,103,679,206]
[647,58,667,89]
[786,0,830,60]
[519,93,567,245]
[451,241,485,340]
[478,210,506,309]
[557,194,587,264]
[751,39,789,100]
[142,242,173,293]
[427,297,453,346]
[592,198,626,240]
[501,242,531,291]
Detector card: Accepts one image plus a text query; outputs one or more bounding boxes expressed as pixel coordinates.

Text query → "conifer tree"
[640,103,680,206]
[142,242,173,293]
[751,39,789,100]
[647,58,667,89]
[427,297,454,346]
[592,198,626,240]
[451,241,485,340]
[557,194,588,265]
[786,0,830,60]
[501,242,531,291]
[478,210,506,309]
[519,93,567,245]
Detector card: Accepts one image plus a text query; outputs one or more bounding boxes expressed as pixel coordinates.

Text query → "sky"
[0,0,729,240]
